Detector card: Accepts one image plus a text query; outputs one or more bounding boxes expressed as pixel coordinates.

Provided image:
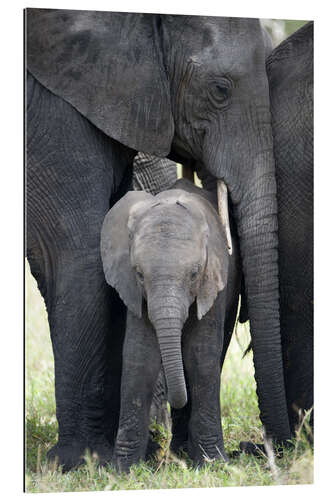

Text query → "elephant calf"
[100,179,241,472]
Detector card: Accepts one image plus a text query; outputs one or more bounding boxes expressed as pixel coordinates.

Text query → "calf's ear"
[196,201,230,320]
[100,191,154,317]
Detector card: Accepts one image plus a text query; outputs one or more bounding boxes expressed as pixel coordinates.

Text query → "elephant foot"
[170,436,188,456]
[114,439,147,474]
[233,441,288,458]
[47,441,87,472]
[145,432,161,460]
[188,436,229,466]
[47,439,114,472]
[91,440,114,467]
[192,453,229,468]
[239,441,266,457]
[113,449,138,474]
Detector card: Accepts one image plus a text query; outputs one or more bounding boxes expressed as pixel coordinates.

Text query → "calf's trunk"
[148,302,187,410]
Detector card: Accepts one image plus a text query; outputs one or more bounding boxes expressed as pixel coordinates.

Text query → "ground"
[25,264,313,493]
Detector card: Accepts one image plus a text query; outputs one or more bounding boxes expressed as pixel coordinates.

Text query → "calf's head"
[101,189,229,408]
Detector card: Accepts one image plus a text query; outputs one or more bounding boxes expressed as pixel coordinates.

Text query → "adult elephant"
[26,10,291,470]
[266,22,314,433]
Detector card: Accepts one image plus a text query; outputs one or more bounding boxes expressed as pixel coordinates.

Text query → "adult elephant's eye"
[210,77,233,108]
[215,84,229,101]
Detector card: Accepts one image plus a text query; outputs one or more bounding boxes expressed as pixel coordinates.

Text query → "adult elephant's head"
[27,10,290,441]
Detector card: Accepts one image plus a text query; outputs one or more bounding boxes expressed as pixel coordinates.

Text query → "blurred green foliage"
[284,20,309,36]
[262,19,310,47]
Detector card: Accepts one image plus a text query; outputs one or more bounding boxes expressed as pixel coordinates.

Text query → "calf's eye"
[190,266,201,281]
[136,270,144,282]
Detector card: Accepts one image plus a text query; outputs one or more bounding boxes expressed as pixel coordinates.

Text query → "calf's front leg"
[182,295,228,465]
[114,308,161,472]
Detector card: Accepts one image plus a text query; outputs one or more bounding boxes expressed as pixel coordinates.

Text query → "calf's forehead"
[132,204,206,264]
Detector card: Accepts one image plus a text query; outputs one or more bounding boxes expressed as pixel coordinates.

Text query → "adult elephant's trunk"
[148,298,187,409]
[233,153,291,442]
[212,100,291,442]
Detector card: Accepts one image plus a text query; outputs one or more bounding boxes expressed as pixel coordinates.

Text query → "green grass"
[25,263,313,492]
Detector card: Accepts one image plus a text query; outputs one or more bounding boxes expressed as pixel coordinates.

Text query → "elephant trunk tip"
[169,391,188,410]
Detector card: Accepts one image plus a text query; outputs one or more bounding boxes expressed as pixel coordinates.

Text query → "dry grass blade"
[292,407,313,469]
[263,434,281,484]
[36,444,41,475]
[166,451,188,470]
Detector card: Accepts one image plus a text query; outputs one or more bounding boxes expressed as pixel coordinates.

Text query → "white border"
[1,0,331,498]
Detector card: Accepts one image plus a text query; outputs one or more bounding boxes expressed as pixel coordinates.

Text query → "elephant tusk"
[217,180,232,255]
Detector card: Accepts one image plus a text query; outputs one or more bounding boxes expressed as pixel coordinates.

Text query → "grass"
[25,263,313,492]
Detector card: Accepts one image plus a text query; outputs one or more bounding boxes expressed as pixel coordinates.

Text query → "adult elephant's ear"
[26,9,174,157]
[196,199,230,320]
[100,191,154,318]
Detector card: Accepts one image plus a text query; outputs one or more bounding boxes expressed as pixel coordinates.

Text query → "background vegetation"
[262,19,309,46]
[25,18,312,493]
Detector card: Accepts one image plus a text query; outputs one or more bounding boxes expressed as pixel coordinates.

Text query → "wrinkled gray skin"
[101,179,241,471]
[132,152,178,195]
[26,10,291,470]
[267,22,313,433]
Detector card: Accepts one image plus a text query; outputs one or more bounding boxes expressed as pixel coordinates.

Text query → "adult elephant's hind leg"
[26,73,134,471]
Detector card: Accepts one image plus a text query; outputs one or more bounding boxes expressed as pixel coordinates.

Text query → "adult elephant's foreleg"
[48,252,121,469]
[26,73,134,470]
[27,222,121,471]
